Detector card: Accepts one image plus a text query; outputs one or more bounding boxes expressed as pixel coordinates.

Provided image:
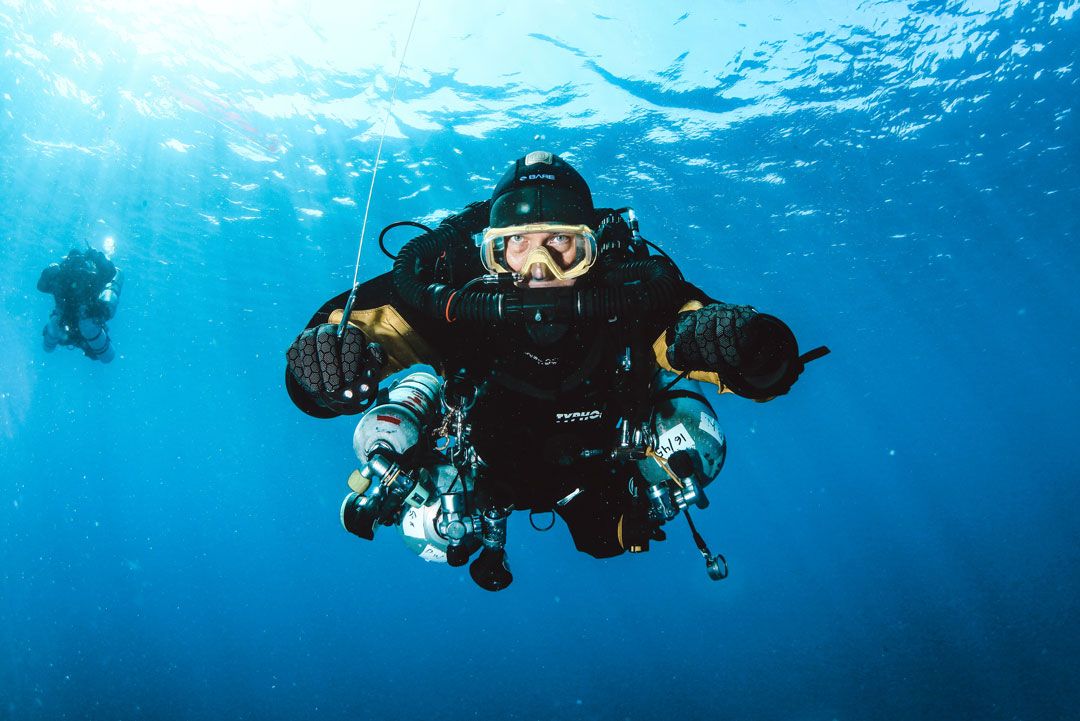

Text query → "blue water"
[2,2,1078,719]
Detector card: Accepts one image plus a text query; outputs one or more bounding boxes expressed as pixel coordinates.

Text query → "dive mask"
[479,223,598,281]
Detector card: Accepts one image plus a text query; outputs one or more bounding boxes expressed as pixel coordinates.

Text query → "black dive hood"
[489,151,594,228]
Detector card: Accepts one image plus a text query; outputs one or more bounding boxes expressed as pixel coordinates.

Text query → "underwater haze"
[2,1,1079,719]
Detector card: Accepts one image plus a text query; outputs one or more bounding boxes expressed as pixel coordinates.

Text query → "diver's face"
[504,231,579,288]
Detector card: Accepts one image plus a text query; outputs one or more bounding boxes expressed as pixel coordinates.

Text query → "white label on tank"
[699,412,723,443]
[401,508,423,538]
[419,544,447,563]
[655,422,695,458]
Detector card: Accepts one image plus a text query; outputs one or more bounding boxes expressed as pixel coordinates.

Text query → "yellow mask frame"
[479,223,597,281]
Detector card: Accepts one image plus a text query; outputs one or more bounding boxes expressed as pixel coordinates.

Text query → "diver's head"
[480,151,597,288]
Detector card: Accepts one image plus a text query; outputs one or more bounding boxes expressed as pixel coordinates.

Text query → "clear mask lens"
[479,224,597,280]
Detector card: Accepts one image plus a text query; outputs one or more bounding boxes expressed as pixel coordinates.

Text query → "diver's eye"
[548,234,573,247]
[507,235,526,245]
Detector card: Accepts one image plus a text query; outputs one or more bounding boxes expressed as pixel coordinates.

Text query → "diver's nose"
[529,263,551,281]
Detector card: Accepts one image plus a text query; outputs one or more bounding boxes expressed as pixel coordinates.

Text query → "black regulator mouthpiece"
[469,548,513,592]
[341,492,379,541]
[446,543,473,568]
[469,507,513,591]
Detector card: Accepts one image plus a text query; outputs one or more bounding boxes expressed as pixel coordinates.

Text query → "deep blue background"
[2,2,1078,720]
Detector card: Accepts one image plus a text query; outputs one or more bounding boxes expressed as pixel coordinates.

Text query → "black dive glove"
[286,323,386,415]
[667,303,802,399]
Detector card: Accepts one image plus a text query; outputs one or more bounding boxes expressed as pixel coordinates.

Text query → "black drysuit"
[285,211,802,557]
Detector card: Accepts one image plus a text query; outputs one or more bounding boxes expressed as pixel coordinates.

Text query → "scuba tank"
[341,373,444,540]
[631,372,730,581]
[97,268,123,321]
[397,462,480,564]
[635,371,730,518]
[342,370,501,585]
[352,372,442,465]
[636,372,726,519]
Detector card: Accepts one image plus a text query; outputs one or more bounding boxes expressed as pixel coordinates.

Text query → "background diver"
[285,151,827,591]
[37,245,123,363]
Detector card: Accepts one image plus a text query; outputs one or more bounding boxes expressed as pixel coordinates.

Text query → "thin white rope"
[349,0,422,289]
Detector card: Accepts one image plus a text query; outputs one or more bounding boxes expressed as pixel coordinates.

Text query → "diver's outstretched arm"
[286,321,386,417]
[284,273,444,418]
[664,302,804,400]
[36,263,61,294]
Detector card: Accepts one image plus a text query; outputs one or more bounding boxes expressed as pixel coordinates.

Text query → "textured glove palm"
[669,303,756,370]
[667,303,801,399]
[286,324,385,414]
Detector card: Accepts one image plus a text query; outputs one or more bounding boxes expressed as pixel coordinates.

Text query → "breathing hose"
[391,204,686,326]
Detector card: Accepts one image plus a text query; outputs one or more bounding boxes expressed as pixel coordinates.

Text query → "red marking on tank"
[376,415,402,425]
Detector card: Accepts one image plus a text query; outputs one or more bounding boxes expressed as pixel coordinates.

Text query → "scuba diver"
[285,151,827,591]
[37,246,123,363]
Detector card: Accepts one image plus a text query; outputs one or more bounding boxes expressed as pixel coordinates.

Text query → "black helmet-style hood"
[489,151,594,228]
